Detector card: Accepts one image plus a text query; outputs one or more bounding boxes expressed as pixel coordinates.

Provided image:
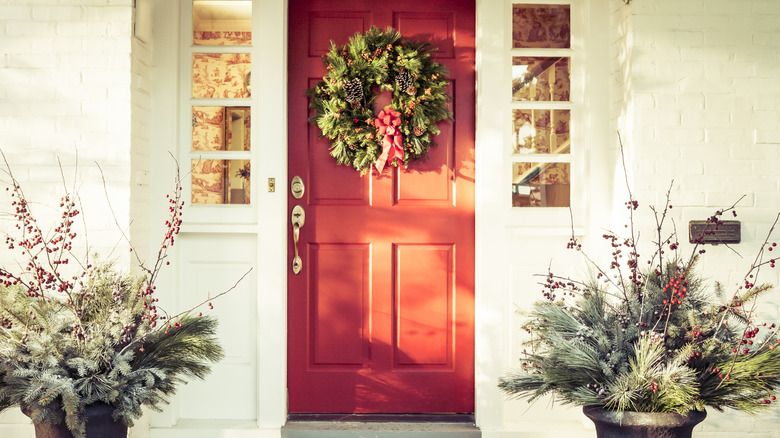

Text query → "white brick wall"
[130,34,153,272]
[0,0,141,435]
[0,0,134,267]
[629,0,780,432]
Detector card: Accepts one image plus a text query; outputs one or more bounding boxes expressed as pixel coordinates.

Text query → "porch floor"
[282,415,481,438]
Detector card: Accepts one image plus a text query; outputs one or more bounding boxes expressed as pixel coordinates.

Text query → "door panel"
[288,0,475,414]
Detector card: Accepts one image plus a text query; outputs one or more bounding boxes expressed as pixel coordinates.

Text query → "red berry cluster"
[0,183,83,302]
[662,275,687,306]
[541,272,580,301]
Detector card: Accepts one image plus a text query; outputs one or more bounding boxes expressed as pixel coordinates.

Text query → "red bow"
[374,107,403,173]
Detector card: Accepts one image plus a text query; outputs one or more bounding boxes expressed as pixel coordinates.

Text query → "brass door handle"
[291,205,305,274]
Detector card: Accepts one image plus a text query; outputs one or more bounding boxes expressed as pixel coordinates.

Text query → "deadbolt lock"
[291,175,305,199]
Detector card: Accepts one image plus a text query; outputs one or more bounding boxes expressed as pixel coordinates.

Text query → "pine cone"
[413,126,424,136]
[396,70,413,93]
[344,78,364,107]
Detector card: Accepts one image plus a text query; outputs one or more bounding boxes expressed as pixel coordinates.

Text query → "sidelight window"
[510,3,572,208]
[188,1,252,206]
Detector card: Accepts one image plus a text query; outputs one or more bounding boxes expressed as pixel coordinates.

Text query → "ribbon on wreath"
[373,107,404,173]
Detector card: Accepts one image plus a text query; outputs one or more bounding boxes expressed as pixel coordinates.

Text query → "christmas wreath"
[308,27,451,174]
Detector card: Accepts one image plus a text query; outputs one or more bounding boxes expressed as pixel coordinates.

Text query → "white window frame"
[180,0,257,226]
[505,0,586,233]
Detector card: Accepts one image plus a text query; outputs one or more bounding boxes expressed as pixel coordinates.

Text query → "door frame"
[254,0,506,431]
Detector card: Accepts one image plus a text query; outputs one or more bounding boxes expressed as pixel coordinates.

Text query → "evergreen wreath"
[308,26,451,174]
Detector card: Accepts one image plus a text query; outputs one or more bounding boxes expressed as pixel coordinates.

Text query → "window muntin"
[188,1,252,206]
[510,3,572,209]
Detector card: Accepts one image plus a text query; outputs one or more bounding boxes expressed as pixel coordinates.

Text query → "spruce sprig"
[499,170,780,415]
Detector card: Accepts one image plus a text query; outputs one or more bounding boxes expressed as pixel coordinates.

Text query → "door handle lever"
[291,205,305,274]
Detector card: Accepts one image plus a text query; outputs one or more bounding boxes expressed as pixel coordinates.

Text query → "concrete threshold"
[282,416,481,438]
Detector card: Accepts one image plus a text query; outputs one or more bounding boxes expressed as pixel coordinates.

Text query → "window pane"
[193,0,252,46]
[512,57,570,102]
[192,53,251,98]
[513,109,570,154]
[192,107,250,151]
[512,5,570,49]
[512,162,570,207]
[191,159,250,205]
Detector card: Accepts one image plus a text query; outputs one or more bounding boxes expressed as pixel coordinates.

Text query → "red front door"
[287,0,475,414]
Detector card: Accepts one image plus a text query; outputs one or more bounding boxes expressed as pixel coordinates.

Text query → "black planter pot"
[583,407,707,438]
[23,403,128,438]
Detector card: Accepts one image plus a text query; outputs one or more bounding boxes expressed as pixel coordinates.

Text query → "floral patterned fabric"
[192,53,251,99]
[194,31,251,46]
[192,107,225,151]
[191,159,225,204]
[512,5,570,49]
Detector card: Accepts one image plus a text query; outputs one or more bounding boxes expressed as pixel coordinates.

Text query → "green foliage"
[499,195,780,415]
[0,264,224,437]
[308,26,451,174]
[0,162,228,438]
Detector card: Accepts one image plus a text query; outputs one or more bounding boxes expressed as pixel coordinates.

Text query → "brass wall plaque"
[688,220,740,244]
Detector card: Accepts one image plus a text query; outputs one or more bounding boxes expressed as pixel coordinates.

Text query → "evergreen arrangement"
[499,184,780,415]
[0,160,230,437]
[308,26,451,174]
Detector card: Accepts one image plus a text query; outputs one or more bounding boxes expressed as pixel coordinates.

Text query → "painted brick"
[0,68,31,86]
[704,158,754,177]
[704,31,754,47]
[83,5,130,22]
[641,109,681,127]
[5,21,55,36]
[653,159,704,176]
[6,53,58,69]
[753,1,780,14]
[752,159,780,177]
[31,6,84,20]
[0,6,32,20]
[702,0,743,16]
[755,129,780,144]
[680,110,730,128]
[655,0,704,15]
[633,14,680,31]
[706,95,754,112]
[673,30,705,47]
[56,117,108,134]
[656,61,705,77]
[704,127,752,144]
[678,14,730,30]
[751,111,780,129]
[58,85,109,101]
[732,78,780,95]
[656,127,705,145]
[30,101,81,116]
[679,47,731,62]
[30,37,79,53]
[709,61,757,78]
[56,21,99,37]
